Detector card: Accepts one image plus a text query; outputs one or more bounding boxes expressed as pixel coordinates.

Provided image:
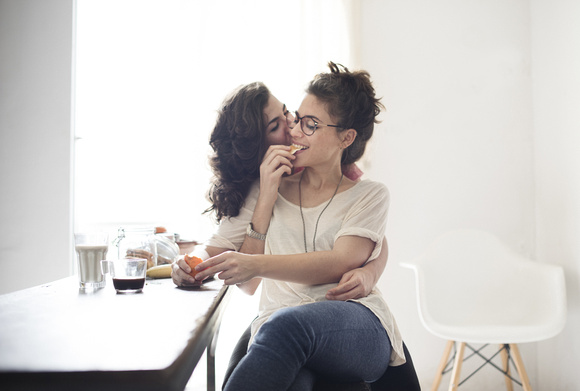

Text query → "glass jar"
[113,227,157,269]
[155,233,180,265]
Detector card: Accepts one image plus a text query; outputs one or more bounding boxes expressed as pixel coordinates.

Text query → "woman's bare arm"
[229,146,294,294]
[171,147,293,291]
[326,237,388,300]
[194,235,378,286]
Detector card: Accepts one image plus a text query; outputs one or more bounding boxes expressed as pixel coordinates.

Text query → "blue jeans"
[224,301,392,391]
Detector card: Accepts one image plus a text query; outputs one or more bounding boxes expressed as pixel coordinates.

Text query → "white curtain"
[74,0,358,241]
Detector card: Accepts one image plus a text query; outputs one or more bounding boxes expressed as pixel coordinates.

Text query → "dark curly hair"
[306,62,384,165]
[205,82,270,221]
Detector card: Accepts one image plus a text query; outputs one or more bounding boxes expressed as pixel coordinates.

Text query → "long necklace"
[299,169,344,253]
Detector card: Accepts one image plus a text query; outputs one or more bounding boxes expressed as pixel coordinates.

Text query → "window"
[74,0,355,242]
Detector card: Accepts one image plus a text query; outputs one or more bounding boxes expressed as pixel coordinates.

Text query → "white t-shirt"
[206,179,405,366]
[205,182,261,252]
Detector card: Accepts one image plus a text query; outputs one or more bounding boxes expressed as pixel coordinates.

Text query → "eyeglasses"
[292,111,342,136]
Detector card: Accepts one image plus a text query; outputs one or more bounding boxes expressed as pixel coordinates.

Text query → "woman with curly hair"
[204,82,283,222]
[172,81,386,301]
[190,62,408,390]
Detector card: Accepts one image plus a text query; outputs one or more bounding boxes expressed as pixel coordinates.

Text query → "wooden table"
[0,276,230,391]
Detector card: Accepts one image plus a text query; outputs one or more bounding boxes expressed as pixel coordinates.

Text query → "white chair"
[401,230,567,391]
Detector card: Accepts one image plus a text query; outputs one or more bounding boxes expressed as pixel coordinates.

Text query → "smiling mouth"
[290,144,308,154]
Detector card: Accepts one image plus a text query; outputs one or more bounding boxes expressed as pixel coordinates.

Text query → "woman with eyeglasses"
[171,79,413,390]
[189,63,406,391]
[171,82,388,300]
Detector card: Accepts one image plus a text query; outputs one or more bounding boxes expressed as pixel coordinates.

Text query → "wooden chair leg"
[500,344,514,391]
[448,342,465,391]
[509,343,533,391]
[431,340,454,391]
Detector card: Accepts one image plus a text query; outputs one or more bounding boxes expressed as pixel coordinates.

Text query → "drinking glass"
[101,258,147,293]
[74,232,109,290]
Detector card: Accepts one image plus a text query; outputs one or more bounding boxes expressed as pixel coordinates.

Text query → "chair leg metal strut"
[431,341,533,391]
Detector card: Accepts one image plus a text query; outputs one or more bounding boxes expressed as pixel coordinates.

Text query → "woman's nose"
[289,119,303,138]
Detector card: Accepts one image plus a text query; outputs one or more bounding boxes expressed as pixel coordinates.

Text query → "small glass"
[101,258,147,293]
[74,232,109,290]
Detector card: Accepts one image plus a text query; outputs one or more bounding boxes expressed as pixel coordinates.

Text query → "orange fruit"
[184,254,203,278]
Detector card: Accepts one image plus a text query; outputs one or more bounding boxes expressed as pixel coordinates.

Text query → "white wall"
[360,0,578,390]
[0,0,74,294]
[532,0,580,389]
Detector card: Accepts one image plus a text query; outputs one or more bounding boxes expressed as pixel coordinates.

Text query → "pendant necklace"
[299,169,344,253]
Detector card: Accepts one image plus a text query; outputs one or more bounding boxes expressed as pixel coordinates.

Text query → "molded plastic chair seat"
[401,229,566,391]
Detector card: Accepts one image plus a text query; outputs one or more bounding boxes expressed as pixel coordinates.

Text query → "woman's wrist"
[362,259,381,286]
[256,188,277,210]
[246,222,267,241]
[253,254,267,279]
[251,195,275,234]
